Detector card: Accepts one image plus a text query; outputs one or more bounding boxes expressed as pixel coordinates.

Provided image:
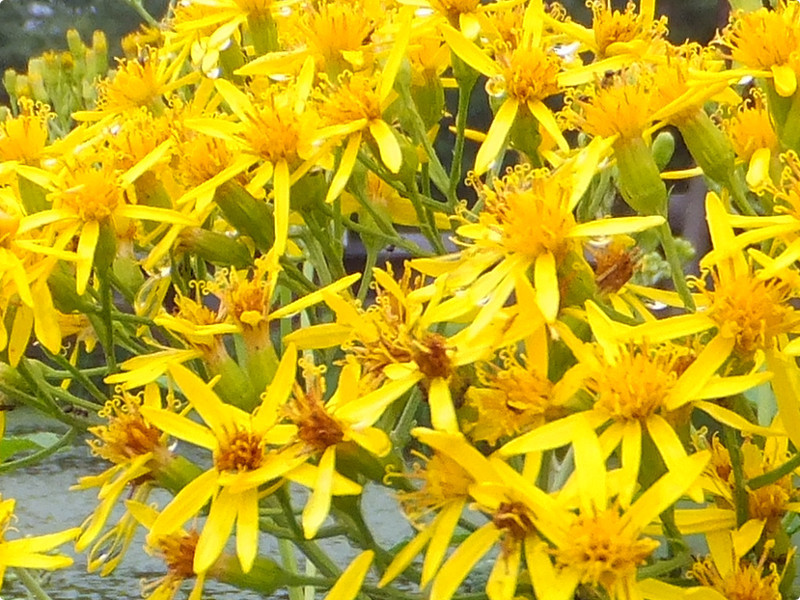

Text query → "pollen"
[54,163,122,223]
[564,69,656,139]
[0,97,51,164]
[492,501,537,544]
[722,3,800,73]
[721,91,779,165]
[89,392,165,465]
[397,452,472,522]
[286,373,344,453]
[695,269,798,355]
[240,87,314,166]
[156,529,200,580]
[589,0,667,58]
[489,46,561,104]
[555,506,660,592]
[474,163,576,261]
[214,426,266,472]
[587,344,684,421]
[318,70,383,126]
[464,352,560,445]
[412,334,452,380]
[691,556,781,600]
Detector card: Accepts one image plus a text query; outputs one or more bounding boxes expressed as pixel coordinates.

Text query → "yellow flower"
[500,304,770,506]
[721,1,800,97]
[413,139,663,324]
[0,495,79,587]
[441,0,570,173]
[19,152,196,295]
[546,0,667,60]
[71,384,176,572]
[380,432,482,588]
[140,348,310,573]
[720,89,781,188]
[192,72,321,255]
[0,97,51,165]
[522,416,711,600]
[127,500,208,600]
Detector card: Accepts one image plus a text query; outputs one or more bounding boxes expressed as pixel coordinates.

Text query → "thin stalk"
[276,487,340,578]
[357,246,378,303]
[279,538,305,600]
[99,274,117,372]
[122,0,159,27]
[748,450,800,489]
[448,82,474,209]
[41,349,107,403]
[723,425,749,528]
[13,568,54,600]
[658,222,695,311]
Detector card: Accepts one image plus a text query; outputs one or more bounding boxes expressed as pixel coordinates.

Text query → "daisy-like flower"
[126,500,208,600]
[441,0,571,173]
[288,264,508,433]
[414,139,663,325]
[71,384,178,570]
[547,0,668,60]
[720,0,800,98]
[521,416,712,600]
[720,89,781,189]
[18,150,196,295]
[499,302,771,506]
[0,495,79,588]
[409,427,555,600]
[139,348,310,574]
[380,431,488,588]
[190,70,321,255]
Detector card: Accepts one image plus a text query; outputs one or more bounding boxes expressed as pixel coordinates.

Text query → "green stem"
[99,274,117,372]
[723,425,749,528]
[727,172,758,217]
[13,568,54,600]
[276,487,340,578]
[357,245,378,304]
[748,450,800,489]
[448,81,474,208]
[397,86,451,200]
[657,222,695,311]
[41,349,107,403]
[121,0,159,27]
[0,428,76,474]
[279,538,305,600]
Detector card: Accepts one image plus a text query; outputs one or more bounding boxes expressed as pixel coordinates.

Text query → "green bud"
[112,255,145,299]
[177,227,253,269]
[92,30,108,75]
[94,221,117,275]
[17,177,49,214]
[678,110,735,184]
[613,136,668,216]
[26,59,48,104]
[411,78,445,131]
[13,74,31,101]
[47,266,98,314]
[3,70,17,103]
[246,13,278,55]
[651,130,675,172]
[450,51,479,90]
[214,181,275,253]
[66,29,87,78]
[509,105,543,165]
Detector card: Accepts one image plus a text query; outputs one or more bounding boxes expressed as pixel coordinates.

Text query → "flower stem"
[13,568,54,600]
[657,222,695,311]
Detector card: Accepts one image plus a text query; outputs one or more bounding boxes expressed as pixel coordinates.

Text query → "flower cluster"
[4,1,800,599]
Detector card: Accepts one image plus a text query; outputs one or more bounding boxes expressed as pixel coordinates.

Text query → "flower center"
[725,5,800,72]
[57,166,121,222]
[288,384,345,452]
[692,557,781,600]
[493,46,561,103]
[588,347,680,421]
[398,452,472,522]
[492,501,536,542]
[157,529,200,579]
[319,71,383,126]
[89,393,164,464]
[214,427,265,472]
[555,507,659,592]
[413,334,452,379]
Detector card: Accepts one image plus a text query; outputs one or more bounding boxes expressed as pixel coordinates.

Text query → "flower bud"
[613,136,668,216]
[678,109,735,184]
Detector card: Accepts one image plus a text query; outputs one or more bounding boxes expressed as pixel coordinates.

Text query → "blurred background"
[0,0,724,81]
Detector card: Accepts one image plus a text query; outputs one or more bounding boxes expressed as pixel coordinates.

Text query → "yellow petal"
[326,132,362,203]
[528,100,568,152]
[324,551,374,600]
[440,25,501,78]
[772,64,797,97]
[428,377,459,433]
[568,215,664,238]
[194,486,238,573]
[236,487,259,573]
[153,469,217,537]
[369,120,402,173]
[422,500,465,586]
[475,98,519,175]
[430,523,501,600]
[486,541,520,600]
[571,414,606,514]
[76,220,99,296]
[31,280,61,354]
[534,251,559,323]
[303,446,336,539]
[272,159,291,255]
[665,334,734,411]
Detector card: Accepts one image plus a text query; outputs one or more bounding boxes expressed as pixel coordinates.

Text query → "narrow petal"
[571,414,607,513]
[167,363,236,436]
[534,251,559,323]
[326,133,362,203]
[440,25,501,77]
[369,120,402,173]
[139,406,217,450]
[194,486,238,573]
[568,215,665,238]
[273,159,291,255]
[430,524,501,600]
[666,335,734,410]
[475,98,518,175]
[236,487,259,573]
[428,377,459,433]
[324,551,374,600]
[303,446,336,538]
[153,469,217,537]
[421,500,465,586]
[76,220,99,296]
[486,542,520,600]
[528,100,568,152]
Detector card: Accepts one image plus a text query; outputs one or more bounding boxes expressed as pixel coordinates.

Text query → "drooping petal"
[236,487,259,573]
[194,486,238,573]
[303,446,336,539]
[152,469,217,537]
[475,98,519,175]
[326,133,362,203]
[272,159,291,255]
[369,120,402,174]
[430,523,502,600]
[324,551,374,600]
